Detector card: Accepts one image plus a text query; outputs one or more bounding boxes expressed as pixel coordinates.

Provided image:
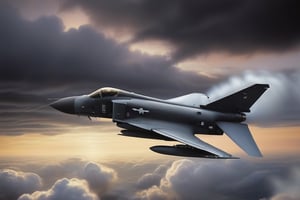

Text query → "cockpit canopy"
[89,87,120,98]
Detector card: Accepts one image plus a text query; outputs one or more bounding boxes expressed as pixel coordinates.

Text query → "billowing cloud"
[18,178,98,200]
[0,169,42,200]
[35,159,117,195]
[61,0,300,60]
[134,185,171,200]
[0,159,118,199]
[134,159,276,200]
[137,165,168,190]
[207,70,300,126]
[82,162,117,195]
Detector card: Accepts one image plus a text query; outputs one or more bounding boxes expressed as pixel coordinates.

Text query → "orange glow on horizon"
[0,125,299,160]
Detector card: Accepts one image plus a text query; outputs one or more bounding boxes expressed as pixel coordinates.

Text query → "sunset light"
[1,0,300,199]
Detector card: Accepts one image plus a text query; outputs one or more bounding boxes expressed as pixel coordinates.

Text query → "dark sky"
[0,2,212,95]
[1,0,300,131]
[62,0,300,60]
[0,1,300,200]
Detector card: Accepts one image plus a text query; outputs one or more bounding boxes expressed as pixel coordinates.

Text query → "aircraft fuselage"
[51,85,269,158]
[51,87,245,135]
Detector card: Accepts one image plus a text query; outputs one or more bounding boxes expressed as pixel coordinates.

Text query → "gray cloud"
[137,165,168,190]
[82,162,117,195]
[18,178,98,200]
[0,2,212,94]
[133,159,280,200]
[207,70,300,126]
[0,169,42,200]
[61,0,300,61]
[137,174,162,190]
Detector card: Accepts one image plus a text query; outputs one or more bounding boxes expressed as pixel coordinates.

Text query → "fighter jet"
[51,84,269,159]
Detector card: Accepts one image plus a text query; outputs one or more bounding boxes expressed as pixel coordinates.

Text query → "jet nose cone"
[50,97,76,114]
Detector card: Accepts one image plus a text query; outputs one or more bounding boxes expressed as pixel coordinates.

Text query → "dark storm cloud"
[0,2,212,95]
[62,0,300,60]
[0,1,298,136]
[0,2,215,135]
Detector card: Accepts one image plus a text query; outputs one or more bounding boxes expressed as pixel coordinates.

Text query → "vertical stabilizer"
[202,84,269,113]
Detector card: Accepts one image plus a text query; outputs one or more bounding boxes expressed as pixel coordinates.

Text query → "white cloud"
[18,178,98,200]
[82,162,117,195]
[0,169,42,200]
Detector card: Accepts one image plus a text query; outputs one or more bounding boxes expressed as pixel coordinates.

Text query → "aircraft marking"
[132,107,150,115]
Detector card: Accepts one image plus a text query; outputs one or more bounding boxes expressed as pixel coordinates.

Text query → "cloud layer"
[1,158,299,200]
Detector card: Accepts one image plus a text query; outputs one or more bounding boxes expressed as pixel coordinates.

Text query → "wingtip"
[254,83,270,89]
[249,151,263,158]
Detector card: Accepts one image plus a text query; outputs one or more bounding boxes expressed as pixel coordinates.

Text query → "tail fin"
[202,84,269,113]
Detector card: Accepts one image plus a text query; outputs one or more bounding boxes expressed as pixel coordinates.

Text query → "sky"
[0,0,300,199]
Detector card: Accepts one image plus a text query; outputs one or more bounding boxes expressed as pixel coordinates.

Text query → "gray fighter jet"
[51,84,269,159]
